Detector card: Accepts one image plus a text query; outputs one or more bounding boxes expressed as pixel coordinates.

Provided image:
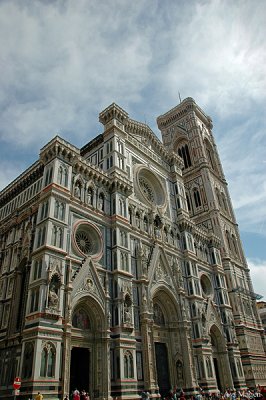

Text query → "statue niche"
[123,294,132,324]
[48,275,60,309]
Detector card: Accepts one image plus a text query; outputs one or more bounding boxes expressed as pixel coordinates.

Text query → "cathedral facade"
[0,98,265,400]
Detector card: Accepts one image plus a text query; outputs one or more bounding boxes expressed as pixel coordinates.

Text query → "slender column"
[140,313,158,393]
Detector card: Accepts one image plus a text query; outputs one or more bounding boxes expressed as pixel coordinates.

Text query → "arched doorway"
[70,347,90,393]
[152,289,181,398]
[69,296,106,399]
[210,325,231,392]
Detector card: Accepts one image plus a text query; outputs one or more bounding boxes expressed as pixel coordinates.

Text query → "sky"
[0,0,265,297]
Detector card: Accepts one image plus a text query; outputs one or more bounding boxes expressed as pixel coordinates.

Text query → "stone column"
[101,335,112,400]
[140,313,158,393]
[179,320,198,393]
[62,325,72,396]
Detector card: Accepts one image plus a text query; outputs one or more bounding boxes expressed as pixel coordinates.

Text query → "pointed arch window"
[30,287,40,313]
[41,201,49,220]
[193,189,202,208]
[40,348,48,377]
[186,193,191,211]
[178,144,192,169]
[206,357,213,377]
[37,226,46,247]
[51,225,63,248]
[57,165,68,187]
[124,351,134,378]
[54,200,65,221]
[221,192,228,212]
[40,344,56,377]
[44,166,53,186]
[232,235,239,257]
[33,259,42,281]
[22,342,34,378]
[225,230,232,251]
[47,348,56,377]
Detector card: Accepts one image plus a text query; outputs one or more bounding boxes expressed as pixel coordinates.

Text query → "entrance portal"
[155,343,171,398]
[213,357,221,391]
[70,347,90,393]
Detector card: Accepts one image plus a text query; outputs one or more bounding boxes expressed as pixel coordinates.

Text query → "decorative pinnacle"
[99,103,129,126]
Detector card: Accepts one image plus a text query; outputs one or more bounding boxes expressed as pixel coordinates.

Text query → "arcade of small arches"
[73,178,106,212]
[128,208,181,244]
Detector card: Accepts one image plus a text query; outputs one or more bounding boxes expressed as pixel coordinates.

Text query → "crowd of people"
[65,389,90,400]
[31,386,266,400]
[163,388,265,400]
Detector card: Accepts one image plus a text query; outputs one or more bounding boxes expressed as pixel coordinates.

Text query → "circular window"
[139,177,155,203]
[200,274,213,297]
[73,221,103,260]
[136,166,166,207]
[75,230,94,254]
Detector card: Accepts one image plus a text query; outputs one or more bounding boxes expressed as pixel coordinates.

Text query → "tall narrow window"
[225,230,232,251]
[22,342,34,379]
[186,193,191,211]
[124,351,134,378]
[47,348,55,377]
[40,348,48,377]
[40,344,56,377]
[193,189,201,208]
[57,165,68,187]
[221,193,228,212]
[232,235,239,256]
[178,144,192,169]
[30,287,39,313]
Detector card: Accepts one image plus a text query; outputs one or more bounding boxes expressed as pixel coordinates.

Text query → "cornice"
[125,118,183,169]
[0,162,43,207]
[0,202,39,234]
[99,103,129,126]
[208,232,221,248]
[157,97,213,130]
[125,118,163,152]
[40,135,80,165]
[176,213,195,233]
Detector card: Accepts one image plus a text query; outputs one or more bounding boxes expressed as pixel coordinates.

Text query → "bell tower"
[157,97,266,388]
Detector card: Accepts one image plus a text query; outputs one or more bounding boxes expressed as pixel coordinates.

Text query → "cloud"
[1,0,265,148]
[0,0,265,243]
[0,0,154,148]
[247,258,266,299]
[217,115,266,235]
[0,160,28,191]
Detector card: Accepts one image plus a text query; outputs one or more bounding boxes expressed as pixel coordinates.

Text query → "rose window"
[135,166,166,207]
[72,221,103,260]
[139,177,155,203]
[75,230,94,254]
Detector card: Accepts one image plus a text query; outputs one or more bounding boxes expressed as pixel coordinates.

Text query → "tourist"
[73,389,80,400]
[35,392,43,400]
